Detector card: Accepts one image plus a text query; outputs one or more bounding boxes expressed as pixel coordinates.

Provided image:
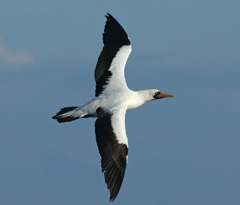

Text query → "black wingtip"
[104,13,119,25]
[104,13,115,26]
[105,13,112,22]
[109,197,115,202]
[102,13,130,46]
[105,12,112,18]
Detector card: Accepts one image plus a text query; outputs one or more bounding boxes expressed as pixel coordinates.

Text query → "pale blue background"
[1,0,240,204]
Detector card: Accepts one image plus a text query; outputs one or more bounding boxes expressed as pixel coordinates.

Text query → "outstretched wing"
[95,107,128,201]
[95,13,132,96]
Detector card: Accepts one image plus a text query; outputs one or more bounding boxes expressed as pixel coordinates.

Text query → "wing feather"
[95,107,128,201]
[95,14,131,96]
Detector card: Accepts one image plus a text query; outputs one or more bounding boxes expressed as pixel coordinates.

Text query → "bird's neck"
[127,89,153,110]
[136,89,154,102]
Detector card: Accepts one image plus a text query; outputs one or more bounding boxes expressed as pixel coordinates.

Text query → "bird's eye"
[153,91,161,99]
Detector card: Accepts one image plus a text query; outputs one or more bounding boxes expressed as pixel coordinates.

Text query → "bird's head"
[151,89,174,100]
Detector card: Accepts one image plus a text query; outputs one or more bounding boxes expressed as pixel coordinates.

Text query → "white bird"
[53,13,174,201]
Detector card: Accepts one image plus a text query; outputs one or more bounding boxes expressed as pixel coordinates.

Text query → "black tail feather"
[53,115,79,123]
[53,106,78,116]
[52,106,79,123]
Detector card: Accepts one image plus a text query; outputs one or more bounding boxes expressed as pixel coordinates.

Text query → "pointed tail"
[52,106,80,123]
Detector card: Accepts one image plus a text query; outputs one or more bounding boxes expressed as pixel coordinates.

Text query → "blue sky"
[1,0,240,204]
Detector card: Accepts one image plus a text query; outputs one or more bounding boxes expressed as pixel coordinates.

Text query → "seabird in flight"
[53,13,174,201]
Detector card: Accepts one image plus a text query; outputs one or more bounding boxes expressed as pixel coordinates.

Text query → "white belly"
[76,89,144,117]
